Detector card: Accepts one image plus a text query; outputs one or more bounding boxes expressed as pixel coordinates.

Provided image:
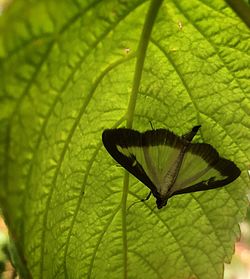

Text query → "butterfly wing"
[102,128,189,198]
[102,127,241,204]
[102,128,158,196]
[170,143,241,196]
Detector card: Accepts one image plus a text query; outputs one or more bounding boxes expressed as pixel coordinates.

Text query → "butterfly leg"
[127,191,152,211]
[140,191,151,202]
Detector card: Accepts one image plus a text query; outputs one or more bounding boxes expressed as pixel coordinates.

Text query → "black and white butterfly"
[102,125,241,209]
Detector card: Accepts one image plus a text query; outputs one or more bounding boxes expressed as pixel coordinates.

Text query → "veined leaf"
[0,0,249,278]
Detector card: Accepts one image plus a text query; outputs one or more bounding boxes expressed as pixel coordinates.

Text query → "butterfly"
[102,125,241,209]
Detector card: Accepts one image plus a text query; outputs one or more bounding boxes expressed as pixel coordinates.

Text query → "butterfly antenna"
[149,121,154,130]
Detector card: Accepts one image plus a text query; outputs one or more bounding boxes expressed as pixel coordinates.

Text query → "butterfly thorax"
[154,147,187,197]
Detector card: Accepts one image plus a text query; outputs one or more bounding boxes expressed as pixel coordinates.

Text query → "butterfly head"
[156,197,168,209]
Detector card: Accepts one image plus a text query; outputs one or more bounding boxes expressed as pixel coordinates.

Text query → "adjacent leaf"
[0,0,249,278]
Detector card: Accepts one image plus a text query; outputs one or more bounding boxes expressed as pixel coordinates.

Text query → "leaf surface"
[0,0,249,278]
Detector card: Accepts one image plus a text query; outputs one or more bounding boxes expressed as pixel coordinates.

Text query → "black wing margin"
[102,129,159,196]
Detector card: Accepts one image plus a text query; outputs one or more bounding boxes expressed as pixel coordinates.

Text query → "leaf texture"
[0,0,249,278]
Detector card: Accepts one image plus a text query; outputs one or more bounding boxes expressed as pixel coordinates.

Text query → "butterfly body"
[102,126,240,209]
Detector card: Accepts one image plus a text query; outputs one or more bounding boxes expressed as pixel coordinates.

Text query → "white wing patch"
[172,152,227,195]
[117,145,183,195]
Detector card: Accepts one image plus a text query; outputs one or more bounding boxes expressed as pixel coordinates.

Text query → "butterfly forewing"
[172,143,240,196]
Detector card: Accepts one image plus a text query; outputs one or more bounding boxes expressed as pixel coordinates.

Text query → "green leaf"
[0,0,249,278]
